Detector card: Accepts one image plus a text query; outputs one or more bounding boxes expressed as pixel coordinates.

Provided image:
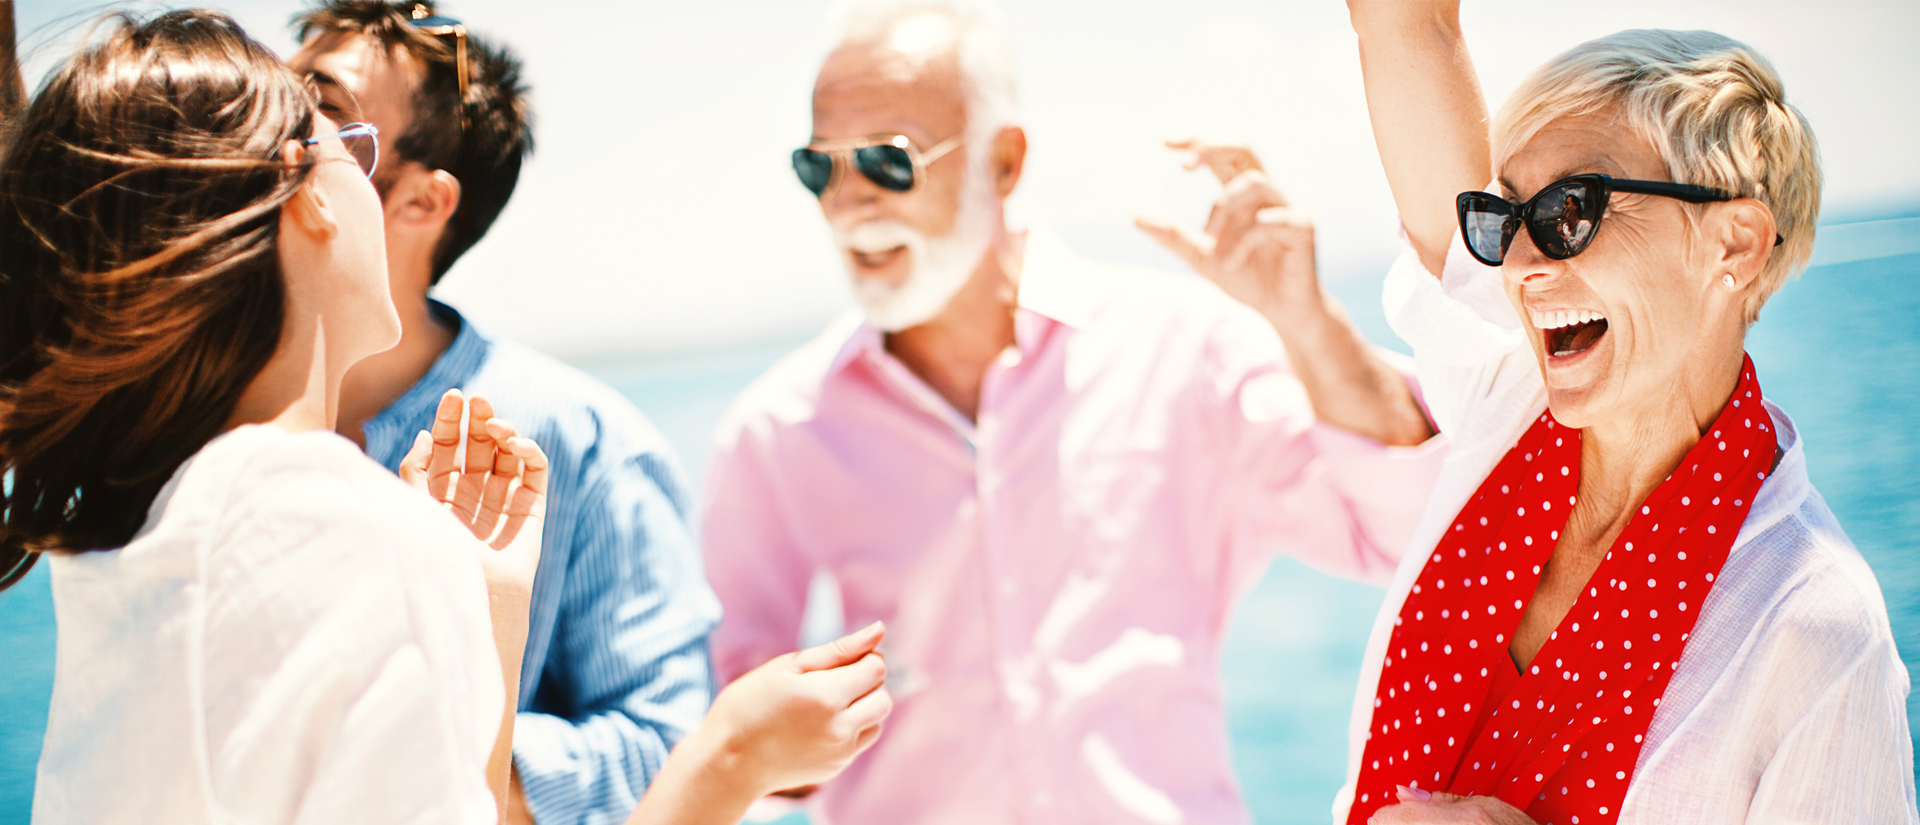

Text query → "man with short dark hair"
[288,4,720,823]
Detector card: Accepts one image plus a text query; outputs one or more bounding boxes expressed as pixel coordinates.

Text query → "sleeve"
[511,451,723,825]
[203,453,502,825]
[1381,226,1545,454]
[1746,637,1920,823]
[701,418,816,686]
[1218,312,1449,586]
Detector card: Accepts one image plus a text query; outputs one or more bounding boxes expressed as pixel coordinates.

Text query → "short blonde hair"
[1493,30,1821,324]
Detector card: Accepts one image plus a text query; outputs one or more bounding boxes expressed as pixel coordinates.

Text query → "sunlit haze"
[16,0,1920,357]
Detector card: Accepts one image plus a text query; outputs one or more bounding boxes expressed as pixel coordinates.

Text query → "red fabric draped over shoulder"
[1350,356,1777,825]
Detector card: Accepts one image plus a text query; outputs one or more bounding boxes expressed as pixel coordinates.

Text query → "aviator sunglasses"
[1456,174,1782,267]
[793,133,965,198]
[401,2,470,101]
[304,121,381,178]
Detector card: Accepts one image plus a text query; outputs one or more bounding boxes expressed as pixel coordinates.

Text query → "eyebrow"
[1498,157,1626,199]
[304,70,368,121]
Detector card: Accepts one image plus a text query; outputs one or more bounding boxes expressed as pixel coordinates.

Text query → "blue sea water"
[0,219,1915,823]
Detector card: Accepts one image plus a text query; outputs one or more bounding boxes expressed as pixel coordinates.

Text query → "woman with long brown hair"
[1,8,545,821]
[3,9,891,824]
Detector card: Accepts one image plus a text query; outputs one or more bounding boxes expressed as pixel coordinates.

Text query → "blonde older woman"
[1315,3,1916,824]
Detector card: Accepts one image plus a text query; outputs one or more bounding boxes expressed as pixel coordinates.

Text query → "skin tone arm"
[400,389,549,821]
[1349,0,1491,279]
[404,394,893,824]
[1,1,23,124]
[1137,141,1433,447]
[623,623,893,825]
[1347,5,1536,824]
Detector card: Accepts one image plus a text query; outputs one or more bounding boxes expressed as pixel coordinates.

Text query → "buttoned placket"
[865,311,1056,822]
[978,338,1048,823]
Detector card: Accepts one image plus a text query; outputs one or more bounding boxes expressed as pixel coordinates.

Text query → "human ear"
[991,125,1027,198]
[1709,197,1777,291]
[281,139,339,242]
[387,167,461,232]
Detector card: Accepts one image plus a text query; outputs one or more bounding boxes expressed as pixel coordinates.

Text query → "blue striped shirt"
[364,301,721,825]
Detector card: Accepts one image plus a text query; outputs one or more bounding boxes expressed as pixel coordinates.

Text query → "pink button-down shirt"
[703,231,1447,825]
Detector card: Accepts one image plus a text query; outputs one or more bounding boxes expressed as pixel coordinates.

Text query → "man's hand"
[1135,138,1321,325]
[1135,139,1433,447]
[1368,785,1538,825]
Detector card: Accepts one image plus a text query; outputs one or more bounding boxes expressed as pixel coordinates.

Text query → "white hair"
[826,0,1021,141]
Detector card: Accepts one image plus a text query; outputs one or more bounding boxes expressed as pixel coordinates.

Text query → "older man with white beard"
[702,2,1446,823]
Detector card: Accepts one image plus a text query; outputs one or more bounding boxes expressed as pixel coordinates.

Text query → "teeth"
[1531,309,1606,330]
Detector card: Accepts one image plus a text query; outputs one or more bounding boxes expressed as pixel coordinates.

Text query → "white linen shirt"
[33,425,503,825]
[1333,234,1920,824]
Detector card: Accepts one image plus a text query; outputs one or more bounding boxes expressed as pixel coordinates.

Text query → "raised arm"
[2,1,24,125]
[1349,0,1491,278]
[1136,141,1433,447]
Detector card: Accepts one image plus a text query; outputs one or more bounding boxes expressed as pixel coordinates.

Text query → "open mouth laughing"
[1532,308,1609,359]
[849,244,907,269]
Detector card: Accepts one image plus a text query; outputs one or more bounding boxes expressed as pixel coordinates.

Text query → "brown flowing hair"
[0,10,318,590]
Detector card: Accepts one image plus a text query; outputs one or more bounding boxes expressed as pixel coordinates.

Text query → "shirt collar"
[366,298,493,432]
[825,226,1094,377]
[1734,398,1812,547]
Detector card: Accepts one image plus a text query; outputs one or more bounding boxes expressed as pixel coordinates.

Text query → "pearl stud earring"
[1721,273,1737,289]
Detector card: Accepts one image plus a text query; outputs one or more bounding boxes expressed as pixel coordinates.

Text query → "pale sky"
[16,0,1920,357]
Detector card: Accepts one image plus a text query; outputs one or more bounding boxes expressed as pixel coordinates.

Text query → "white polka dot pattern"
[1347,357,1776,825]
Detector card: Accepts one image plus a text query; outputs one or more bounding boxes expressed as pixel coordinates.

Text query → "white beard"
[833,163,996,333]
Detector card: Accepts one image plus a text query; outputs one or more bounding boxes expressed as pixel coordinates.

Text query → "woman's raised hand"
[400,388,549,599]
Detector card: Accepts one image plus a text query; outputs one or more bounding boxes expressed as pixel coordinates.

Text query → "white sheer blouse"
[1332,235,1919,824]
[33,425,502,825]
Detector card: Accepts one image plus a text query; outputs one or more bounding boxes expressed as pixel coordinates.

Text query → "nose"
[821,158,887,221]
[1500,224,1565,288]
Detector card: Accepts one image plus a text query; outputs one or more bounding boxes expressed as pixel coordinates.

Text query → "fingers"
[426,390,464,501]
[1134,213,1214,272]
[1395,785,1433,804]
[792,621,886,673]
[811,652,888,707]
[399,429,432,489]
[1207,173,1294,268]
[841,680,893,733]
[451,394,497,523]
[851,718,884,754]
[1163,136,1265,184]
[500,434,549,518]
[472,418,521,539]
[1219,216,1315,280]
